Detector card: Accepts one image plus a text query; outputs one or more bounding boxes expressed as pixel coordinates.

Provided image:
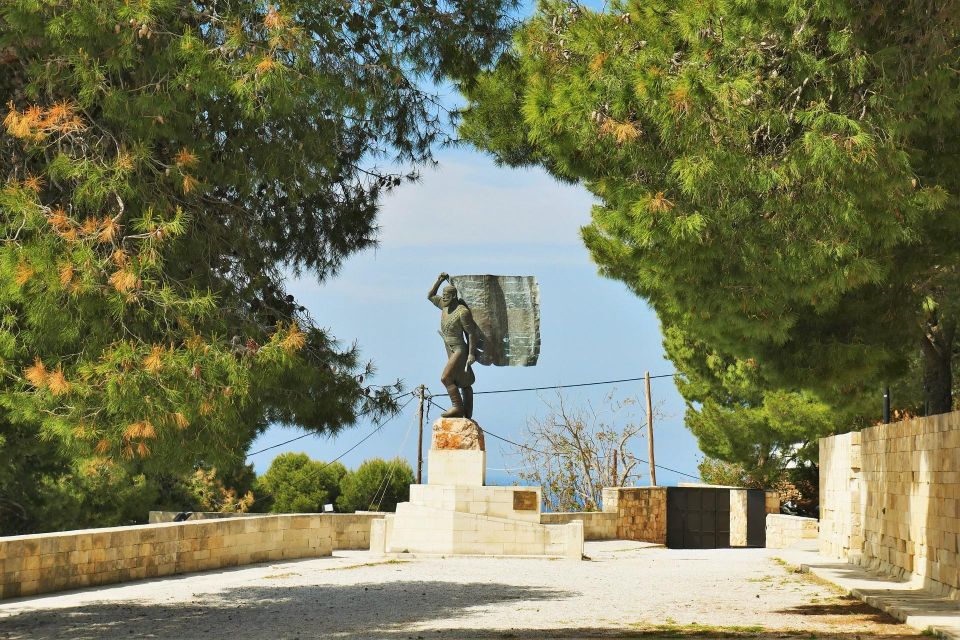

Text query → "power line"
[247,373,674,457]
[314,395,416,470]
[472,373,676,395]
[247,394,416,459]
[424,397,699,481]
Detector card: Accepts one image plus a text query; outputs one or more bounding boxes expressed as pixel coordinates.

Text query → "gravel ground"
[0,541,917,639]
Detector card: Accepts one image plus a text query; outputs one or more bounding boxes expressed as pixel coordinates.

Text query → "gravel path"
[0,541,917,639]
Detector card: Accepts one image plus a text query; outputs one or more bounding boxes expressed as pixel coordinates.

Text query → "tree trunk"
[921,320,955,415]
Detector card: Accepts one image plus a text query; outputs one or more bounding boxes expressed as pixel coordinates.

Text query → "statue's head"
[440,285,458,307]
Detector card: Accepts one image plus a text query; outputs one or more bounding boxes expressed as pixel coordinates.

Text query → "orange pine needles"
[22,174,44,193]
[649,191,675,212]
[669,85,693,114]
[279,323,306,353]
[142,345,165,373]
[264,5,288,30]
[181,174,199,194]
[4,100,85,141]
[24,357,48,387]
[255,56,277,76]
[14,261,34,286]
[111,249,129,267]
[58,262,74,287]
[173,148,198,169]
[599,118,640,144]
[47,366,71,396]
[98,217,120,243]
[109,269,138,292]
[47,207,71,231]
[124,420,157,440]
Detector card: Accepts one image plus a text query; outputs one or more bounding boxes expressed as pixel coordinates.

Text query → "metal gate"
[746,489,766,547]
[666,487,731,549]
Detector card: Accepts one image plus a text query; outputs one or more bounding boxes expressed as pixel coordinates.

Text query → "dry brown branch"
[514,390,665,512]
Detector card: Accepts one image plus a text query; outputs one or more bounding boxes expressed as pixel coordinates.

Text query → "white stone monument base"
[370,417,584,560]
[427,449,486,486]
[372,502,582,558]
[370,483,583,559]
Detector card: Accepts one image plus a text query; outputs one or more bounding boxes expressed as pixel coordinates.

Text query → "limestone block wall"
[766,514,818,549]
[148,511,261,523]
[819,430,863,561]
[329,513,388,550]
[0,514,332,600]
[765,491,780,515]
[730,490,748,547]
[540,512,617,540]
[148,511,384,550]
[819,410,960,596]
[602,487,667,544]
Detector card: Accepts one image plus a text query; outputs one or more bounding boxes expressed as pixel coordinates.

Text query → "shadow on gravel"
[774,594,899,624]
[0,580,571,640]
[413,630,923,639]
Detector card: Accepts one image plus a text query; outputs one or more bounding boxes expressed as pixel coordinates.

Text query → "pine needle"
[24,357,48,387]
[47,366,71,396]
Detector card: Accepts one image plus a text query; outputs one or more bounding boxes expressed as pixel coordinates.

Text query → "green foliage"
[254,452,346,513]
[0,0,513,532]
[336,457,414,513]
[697,458,758,489]
[0,423,254,534]
[665,325,838,484]
[462,0,960,421]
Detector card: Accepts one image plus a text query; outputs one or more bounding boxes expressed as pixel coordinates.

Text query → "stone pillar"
[427,417,486,486]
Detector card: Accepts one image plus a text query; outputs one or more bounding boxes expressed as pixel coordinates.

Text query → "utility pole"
[645,371,657,486]
[883,386,891,425]
[416,385,426,484]
[612,449,618,486]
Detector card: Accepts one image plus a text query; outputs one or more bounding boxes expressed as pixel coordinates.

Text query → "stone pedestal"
[370,417,583,559]
[427,449,486,486]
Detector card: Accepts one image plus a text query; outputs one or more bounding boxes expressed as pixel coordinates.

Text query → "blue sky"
[247,142,705,485]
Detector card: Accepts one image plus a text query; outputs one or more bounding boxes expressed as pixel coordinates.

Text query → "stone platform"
[370,417,583,559]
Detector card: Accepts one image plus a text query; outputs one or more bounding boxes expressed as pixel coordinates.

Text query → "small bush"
[335,457,413,513]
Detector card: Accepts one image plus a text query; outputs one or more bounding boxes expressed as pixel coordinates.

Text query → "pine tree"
[461,0,960,417]
[0,0,514,530]
[664,324,839,487]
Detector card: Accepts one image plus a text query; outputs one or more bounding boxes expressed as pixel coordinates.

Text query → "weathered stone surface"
[819,410,960,598]
[431,417,485,451]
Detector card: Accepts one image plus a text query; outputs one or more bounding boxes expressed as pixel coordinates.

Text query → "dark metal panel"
[666,487,731,549]
[746,489,767,547]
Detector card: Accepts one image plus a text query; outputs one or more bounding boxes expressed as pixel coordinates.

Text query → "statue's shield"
[450,275,541,367]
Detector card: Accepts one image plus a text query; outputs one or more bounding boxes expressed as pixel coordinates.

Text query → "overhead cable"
[472,373,676,396]
[425,397,699,481]
[247,394,415,458]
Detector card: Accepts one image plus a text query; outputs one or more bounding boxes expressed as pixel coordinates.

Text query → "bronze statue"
[428,272,479,418]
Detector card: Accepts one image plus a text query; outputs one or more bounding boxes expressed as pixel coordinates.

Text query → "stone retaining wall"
[766,514,818,549]
[601,487,667,544]
[0,514,333,600]
[819,410,960,596]
[148,511,384,550]
[540,512,617,540]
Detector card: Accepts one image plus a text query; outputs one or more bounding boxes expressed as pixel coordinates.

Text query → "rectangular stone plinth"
[380,502,582,558]
[428,449,485,486]
[409,484,541,523]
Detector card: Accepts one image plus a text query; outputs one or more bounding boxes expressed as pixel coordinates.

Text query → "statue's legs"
[440,350,466,418]
[462,386,474,420]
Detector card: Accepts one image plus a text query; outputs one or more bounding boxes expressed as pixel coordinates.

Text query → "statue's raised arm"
[427,272,448,308]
